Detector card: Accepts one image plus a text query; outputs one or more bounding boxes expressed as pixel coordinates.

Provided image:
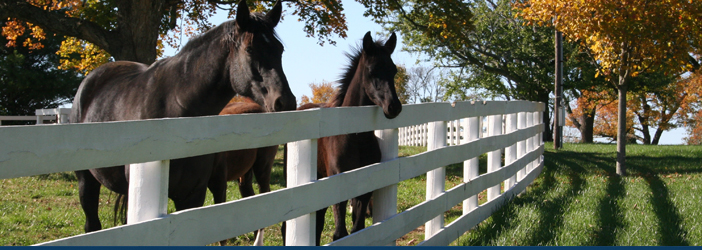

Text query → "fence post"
[57,108,70,124]
[285,139,318,246]
[517,112,527,181]
[373,129,398,246]
[127,160,169,224]
[487,114,502,201]
[526,112,534,172]
[462,116,480,215]
[504,113,517,190]
[425,120,446,238]
[531,111,540,164]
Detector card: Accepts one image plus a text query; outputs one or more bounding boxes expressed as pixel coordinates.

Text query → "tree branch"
[0,0,114,52]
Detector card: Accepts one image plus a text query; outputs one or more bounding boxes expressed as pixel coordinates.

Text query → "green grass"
[2,143,702,246]
[456,142,702,246]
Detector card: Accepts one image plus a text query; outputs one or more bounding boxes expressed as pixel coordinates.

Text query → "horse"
[284,31,401,245]
[208,100,278,246]
[70,0,296,233]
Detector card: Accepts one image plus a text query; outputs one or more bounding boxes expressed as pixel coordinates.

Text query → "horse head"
[228,0,296,112]
[359,32,402,119]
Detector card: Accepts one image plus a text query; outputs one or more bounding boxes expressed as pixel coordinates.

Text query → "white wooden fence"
[0,101,544,246]
[399,117,491,146]
[0,108,71,125]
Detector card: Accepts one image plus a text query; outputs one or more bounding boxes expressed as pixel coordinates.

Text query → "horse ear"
[236,0,251,29]
[362,31,374,53]
[384,32,397,54]
[266,0,283,28]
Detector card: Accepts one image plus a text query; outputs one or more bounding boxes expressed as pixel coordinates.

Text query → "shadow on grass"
[548,149,626,245]
[629,163,689,246]
[459,150,586,246]
[522,150,586,246]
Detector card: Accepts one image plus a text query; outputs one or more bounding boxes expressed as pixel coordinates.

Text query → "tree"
[519,0,702,175]
[0,22,83,119]
[394,64,409,104]
[591,95,637,143]
[404,65,445,103]
[365,0,596,142]
[566,88,614,143]
[299,81,337,105]
[678,72,702,145]
[0,0,350,72]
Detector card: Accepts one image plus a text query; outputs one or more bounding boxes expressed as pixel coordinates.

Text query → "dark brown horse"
[70,0,296,233]
[208,100,278,246]
[286,32,401,245]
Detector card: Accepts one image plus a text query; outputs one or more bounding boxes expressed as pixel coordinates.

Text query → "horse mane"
[177,12,281,55]
[330,39,387,107]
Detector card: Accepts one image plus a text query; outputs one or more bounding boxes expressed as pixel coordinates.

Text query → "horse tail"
[113,193,128,226]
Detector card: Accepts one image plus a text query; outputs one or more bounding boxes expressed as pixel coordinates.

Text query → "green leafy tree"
[364,0,594,141]
[0,24,83,120]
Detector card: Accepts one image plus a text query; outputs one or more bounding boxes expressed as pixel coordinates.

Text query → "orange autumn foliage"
[299,81,337,105]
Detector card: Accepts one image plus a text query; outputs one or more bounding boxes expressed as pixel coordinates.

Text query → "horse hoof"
[332,231,349,241]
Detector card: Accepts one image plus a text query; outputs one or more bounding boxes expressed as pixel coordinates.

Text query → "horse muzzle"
[383,99,402,119]
[267,91,297,112]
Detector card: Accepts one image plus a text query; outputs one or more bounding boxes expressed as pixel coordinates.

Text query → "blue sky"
[160,1,687,145]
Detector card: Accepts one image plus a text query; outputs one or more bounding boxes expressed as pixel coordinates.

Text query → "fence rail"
[0,108,71,125]
[0,101,544,246]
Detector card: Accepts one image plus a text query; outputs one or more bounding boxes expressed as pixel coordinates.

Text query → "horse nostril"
[274,97,284,112]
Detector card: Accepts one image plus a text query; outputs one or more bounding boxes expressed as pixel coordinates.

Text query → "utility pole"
[554,30,563,149]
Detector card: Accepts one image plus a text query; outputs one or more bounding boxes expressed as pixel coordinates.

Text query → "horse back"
[297,102,327,111]
[71,61,150,123]
[220,101,265,115]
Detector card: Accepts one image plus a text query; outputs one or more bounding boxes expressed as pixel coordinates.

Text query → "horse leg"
[315,207,327,246]
[350,192,372,234]
[249,146,275,246]
[208,175,227,204]
[331,200,349,241]
[76,170,102,232]
[236,170,265,246]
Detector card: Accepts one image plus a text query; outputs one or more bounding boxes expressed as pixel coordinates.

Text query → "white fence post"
[127,160,170,224]
[517,112,527,181]
[425,120,446,238]
[285,139,318,246]
[462,116,480,215]
[373,128,398,246]
[504,113,517,190]
[533,111,541,165]
[526,113,534,172]
[487,114,502,201]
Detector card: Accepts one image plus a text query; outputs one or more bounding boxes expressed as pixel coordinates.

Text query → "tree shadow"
[460,150,586,246]
[522,150,586,246]
[554,150,626,245]
[628,162,689,246]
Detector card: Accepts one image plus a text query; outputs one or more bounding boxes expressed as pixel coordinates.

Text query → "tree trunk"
[579,107,595,143]
[651,128,664,145]
[639,120,651,145]
[111,0,167,64]
[616,83,627,176]
[637,95,652,145]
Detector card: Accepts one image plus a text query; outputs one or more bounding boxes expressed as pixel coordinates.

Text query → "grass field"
[1,143,701,246]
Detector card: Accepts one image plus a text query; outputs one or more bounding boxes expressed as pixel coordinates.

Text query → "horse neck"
[160,31,235,116]
[336,61,373,108]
